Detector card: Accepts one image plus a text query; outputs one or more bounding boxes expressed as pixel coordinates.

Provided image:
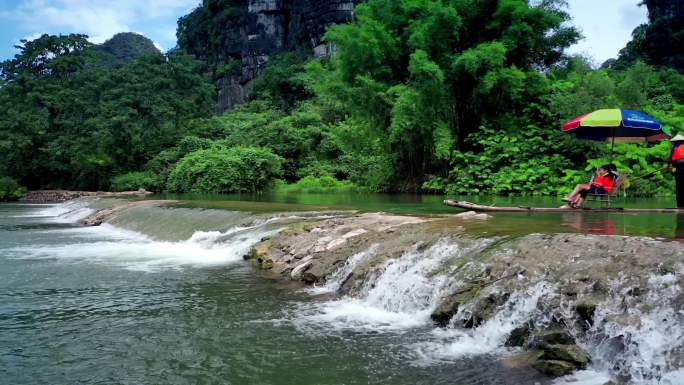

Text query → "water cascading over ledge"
[35,198,684,383]
[247,213,684,383]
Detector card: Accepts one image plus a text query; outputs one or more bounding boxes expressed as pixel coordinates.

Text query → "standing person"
[669,134,684,208]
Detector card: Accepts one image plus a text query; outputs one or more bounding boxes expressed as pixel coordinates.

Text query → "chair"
[586,173,628,207]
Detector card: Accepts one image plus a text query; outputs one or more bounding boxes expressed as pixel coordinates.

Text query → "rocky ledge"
[20,189,152,203]
[245,213,684,380]
[80,199,178,226]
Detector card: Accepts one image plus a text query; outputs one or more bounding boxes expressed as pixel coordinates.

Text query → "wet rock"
[468,291,510,327]
[454,211,491,220]
[290,255,314,279]
[431,286,480,327]
[431,297,460,327]
[531,359,577,377]
[301,271,318,284]
[81,200,177,226]
[535,329,575,346]
[500,350,544,369]
[246,239,272,261]
[575,301,598,328]
[506,322,533,347]
[20,189,152,203]
[541,344,590,367]
[342,229,368,239]
[325,238,347,251]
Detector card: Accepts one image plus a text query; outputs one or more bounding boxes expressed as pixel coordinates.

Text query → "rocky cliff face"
[179,0,364,113]
[643,0,684,22]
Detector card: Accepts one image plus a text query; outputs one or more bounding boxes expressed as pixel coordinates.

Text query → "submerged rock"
[454,211,491,220]
[506,322,533,347]
[531,359,577,377]
[541,344,590,367]
[430,296,462,327]
[81,200,176,226]
[575,300,598,328]
[535,329,575,346]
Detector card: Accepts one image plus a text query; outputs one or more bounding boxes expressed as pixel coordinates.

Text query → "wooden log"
[443,200,684,214]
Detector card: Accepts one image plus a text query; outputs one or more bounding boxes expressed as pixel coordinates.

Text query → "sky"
[0,0,648,64]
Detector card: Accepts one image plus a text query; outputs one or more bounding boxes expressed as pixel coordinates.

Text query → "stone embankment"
[20,189,152,203]
[68,195,684,381]
[245,213,684,380]
[80,199,177,226]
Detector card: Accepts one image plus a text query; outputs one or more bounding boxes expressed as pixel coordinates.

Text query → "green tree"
[322,0,580,189]
[167,146,283,193]
[0,34,214,190]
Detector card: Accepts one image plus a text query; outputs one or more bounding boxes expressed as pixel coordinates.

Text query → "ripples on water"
[3,201,675,385]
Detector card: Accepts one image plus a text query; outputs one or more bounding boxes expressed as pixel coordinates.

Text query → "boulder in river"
[531,359,577,377]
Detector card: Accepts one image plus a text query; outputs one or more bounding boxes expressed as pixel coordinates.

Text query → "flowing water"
[1,197,683,384]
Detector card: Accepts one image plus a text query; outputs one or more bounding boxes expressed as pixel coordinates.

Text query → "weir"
[3,198,683,384]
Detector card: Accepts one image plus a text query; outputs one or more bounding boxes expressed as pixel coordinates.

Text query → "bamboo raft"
[444,200,684,214]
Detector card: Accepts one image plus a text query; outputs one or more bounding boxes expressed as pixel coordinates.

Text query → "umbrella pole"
[610,128,615,161]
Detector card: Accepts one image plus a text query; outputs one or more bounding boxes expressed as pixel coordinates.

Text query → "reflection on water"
[676,213,684,241]
[150,193,684,239]
[562,213,617,235]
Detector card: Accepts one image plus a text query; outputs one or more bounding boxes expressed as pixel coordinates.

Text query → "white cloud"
[1,0,199,44]
[566,0,647,64]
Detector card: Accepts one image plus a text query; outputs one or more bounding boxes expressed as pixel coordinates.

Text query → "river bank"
[63,196,684,383]
[19,189,153,203]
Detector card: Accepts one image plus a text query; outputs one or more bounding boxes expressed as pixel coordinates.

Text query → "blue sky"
[0,0,647,64]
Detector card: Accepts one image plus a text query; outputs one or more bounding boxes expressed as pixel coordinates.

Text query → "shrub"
[110,171,159,192]
[274,175,365,193]
[167,146,283,193]
[0,177,26,201]
[145,136,214,188]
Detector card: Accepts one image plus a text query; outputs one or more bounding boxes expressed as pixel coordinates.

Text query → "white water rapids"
[5,201,279,272]
[294,234,684,384]
[5,201,684,384]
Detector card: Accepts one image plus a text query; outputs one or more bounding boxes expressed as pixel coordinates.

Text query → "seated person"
[562,164,617,208]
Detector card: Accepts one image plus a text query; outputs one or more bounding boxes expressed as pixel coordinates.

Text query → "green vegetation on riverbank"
[1,1,683,197]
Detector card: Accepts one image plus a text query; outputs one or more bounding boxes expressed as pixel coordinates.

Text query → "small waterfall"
[571,272,684,384]
[306,244,379,295]
[296,239,492,331]
[11,200,94,223]
[5,200,286,272]
[414,281,555,363]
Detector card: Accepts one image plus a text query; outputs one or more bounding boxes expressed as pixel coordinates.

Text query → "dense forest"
[1,0,683,200]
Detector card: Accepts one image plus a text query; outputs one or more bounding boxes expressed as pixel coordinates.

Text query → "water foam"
[295,240,480,332]
[413,281,555,363]
[306,244,379,295]
[7,222,279,272]
[12,200,94,223]
[551,370,613,385]
[578,272,684,384]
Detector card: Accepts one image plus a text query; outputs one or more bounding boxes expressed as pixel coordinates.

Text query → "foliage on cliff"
[177,0,247,78]
[96,33,162,65]
[614,0,684,72]
[0,34,213,190]
[1,1,684,197]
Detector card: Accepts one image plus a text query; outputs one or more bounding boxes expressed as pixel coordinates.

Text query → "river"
[1,196,682,384]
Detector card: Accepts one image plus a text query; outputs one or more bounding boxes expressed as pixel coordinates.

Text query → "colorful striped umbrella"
[562,109,670,143]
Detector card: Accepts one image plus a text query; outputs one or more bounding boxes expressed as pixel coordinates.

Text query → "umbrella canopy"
[562,109,670,143]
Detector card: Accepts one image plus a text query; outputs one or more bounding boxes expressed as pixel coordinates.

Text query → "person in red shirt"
[668,134,684,208]
[562,164,616,209]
